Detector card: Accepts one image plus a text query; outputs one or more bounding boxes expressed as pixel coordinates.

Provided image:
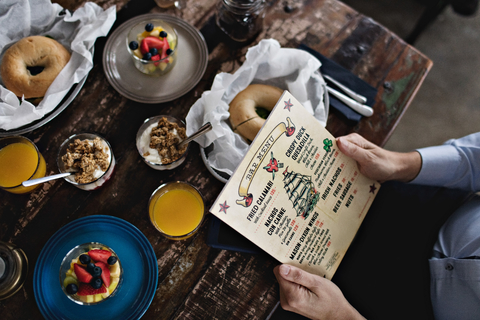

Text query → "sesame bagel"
[1,36,71,99]
[229,84,283,141]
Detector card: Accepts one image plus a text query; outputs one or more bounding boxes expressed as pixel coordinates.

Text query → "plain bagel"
[1,36,71,99]
[229,84,283,141]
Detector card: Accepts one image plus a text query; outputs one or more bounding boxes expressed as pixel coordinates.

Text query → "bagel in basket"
[1,36,71,100]
[229,84,283,141]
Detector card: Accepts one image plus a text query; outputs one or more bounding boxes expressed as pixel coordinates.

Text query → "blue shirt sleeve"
[410,132,480,192]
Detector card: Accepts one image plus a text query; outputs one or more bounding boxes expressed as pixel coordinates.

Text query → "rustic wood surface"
[0,0,432,319]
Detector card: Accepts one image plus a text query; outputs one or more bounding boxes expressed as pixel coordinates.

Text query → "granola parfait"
[136,115,189,170]
[57,133,115,190]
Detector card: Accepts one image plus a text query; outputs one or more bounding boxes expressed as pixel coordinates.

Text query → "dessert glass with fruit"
[136,115,189,170]
[127,19,178,76]
[57,133,115,191]
[59,242,123,305]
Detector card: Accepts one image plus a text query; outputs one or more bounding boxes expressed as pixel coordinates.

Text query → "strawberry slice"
[160,39,170,60]
[95,261,111,288]
[140,36,164,54]
[77,282,107,296]
[74,264,93,284]
[88,249,111,264]
[151,54,161,66]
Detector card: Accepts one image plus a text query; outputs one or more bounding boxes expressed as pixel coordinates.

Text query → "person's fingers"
[275,264,320,290]
[337,136,367,162]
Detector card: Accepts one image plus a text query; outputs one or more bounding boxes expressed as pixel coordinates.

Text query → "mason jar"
[216,0,266,42]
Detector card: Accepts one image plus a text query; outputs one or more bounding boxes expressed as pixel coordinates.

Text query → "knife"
[324,75,368,104]
[326,86,374,117]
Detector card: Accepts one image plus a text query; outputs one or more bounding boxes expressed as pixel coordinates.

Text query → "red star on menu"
[369,183,377,194]
[219,201,230,214]
[284,99,293,111]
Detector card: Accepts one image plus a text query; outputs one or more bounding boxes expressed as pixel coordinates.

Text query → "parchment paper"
[0,0,116,130]
[185,39,328,177]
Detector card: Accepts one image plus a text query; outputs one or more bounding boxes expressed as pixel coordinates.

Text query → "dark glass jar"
[0,241,28,300]
[216,0,266,42]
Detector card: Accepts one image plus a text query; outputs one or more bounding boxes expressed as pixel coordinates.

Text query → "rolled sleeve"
[410,133,480,192]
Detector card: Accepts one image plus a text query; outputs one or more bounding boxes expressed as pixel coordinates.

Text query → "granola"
[61,137,110,184]
[146,117,187,164]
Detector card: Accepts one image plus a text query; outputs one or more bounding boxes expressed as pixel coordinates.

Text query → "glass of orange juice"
[0,136,47,194]
[148,181,205,240]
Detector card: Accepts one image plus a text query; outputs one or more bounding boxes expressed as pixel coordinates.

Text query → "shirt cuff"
[410,145,461,186]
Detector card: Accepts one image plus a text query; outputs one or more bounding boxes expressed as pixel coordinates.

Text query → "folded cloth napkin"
[299,44,377,122]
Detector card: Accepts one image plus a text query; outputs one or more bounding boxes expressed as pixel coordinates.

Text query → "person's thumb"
[277,264,318,289]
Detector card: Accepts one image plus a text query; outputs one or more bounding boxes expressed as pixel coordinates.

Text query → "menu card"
[210,91,380,279]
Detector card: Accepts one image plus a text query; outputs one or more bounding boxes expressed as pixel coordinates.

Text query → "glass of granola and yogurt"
[136,115,189,170]
[57,133,115,191]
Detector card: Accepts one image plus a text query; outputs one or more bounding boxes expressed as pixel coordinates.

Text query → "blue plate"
[34,215,158,320]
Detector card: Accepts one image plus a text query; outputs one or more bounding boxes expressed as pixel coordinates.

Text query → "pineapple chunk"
[159,62,168,71]
[94,293,104,302]
[108,278,119,293]
[109,262,121,277]
[69,258,79,269]
[133,48,143,59]
[86,295,94,303]
[66,268,77,279]
[167,33,176,50]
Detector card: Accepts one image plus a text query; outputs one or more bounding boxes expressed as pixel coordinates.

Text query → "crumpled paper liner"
[185,39,328,177]
[0,0,116,130]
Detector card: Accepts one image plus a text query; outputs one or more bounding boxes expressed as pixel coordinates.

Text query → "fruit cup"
[57,133,115,191]
[126,19,178,76]
[136,115,189,170]
[59,242,123,305]
[148,181,205,240]
[0,136,47,194]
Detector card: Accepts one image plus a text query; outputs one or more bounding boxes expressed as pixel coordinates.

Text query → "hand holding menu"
[211,91,380,279]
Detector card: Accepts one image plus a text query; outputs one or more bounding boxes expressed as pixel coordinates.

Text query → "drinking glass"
[148,182,205,240]
[0,136,47,194]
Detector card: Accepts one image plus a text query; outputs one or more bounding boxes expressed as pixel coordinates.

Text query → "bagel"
[229,84,283,141]
[1,36,71,99]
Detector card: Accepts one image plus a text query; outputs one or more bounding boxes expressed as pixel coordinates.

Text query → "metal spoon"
[22,172,75,187]
[177,122,213,149]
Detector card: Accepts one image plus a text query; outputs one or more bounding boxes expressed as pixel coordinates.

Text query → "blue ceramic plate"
[34,215,157,320]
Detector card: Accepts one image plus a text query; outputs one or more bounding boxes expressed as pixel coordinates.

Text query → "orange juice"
[0,138,47,194]
[149,182,204,239]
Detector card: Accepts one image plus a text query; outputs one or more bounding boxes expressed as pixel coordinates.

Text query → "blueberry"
[129,41,139,50]
[166,48,173,55]
[143,52,152,60]
[91,266,102,277]
[66,283,78,295]
[91,277,102,289]
[107,256,117,265]
[145,23,154,32]
[159,31,167,38]
[149,48,158,56]
[79,254,90,264]
[86,262,95,273]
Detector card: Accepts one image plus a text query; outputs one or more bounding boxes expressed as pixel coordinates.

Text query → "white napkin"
[185,39,328,177]
[0,0,116,130]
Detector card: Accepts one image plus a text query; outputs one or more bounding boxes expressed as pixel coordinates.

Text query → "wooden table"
[0,0,432,319]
